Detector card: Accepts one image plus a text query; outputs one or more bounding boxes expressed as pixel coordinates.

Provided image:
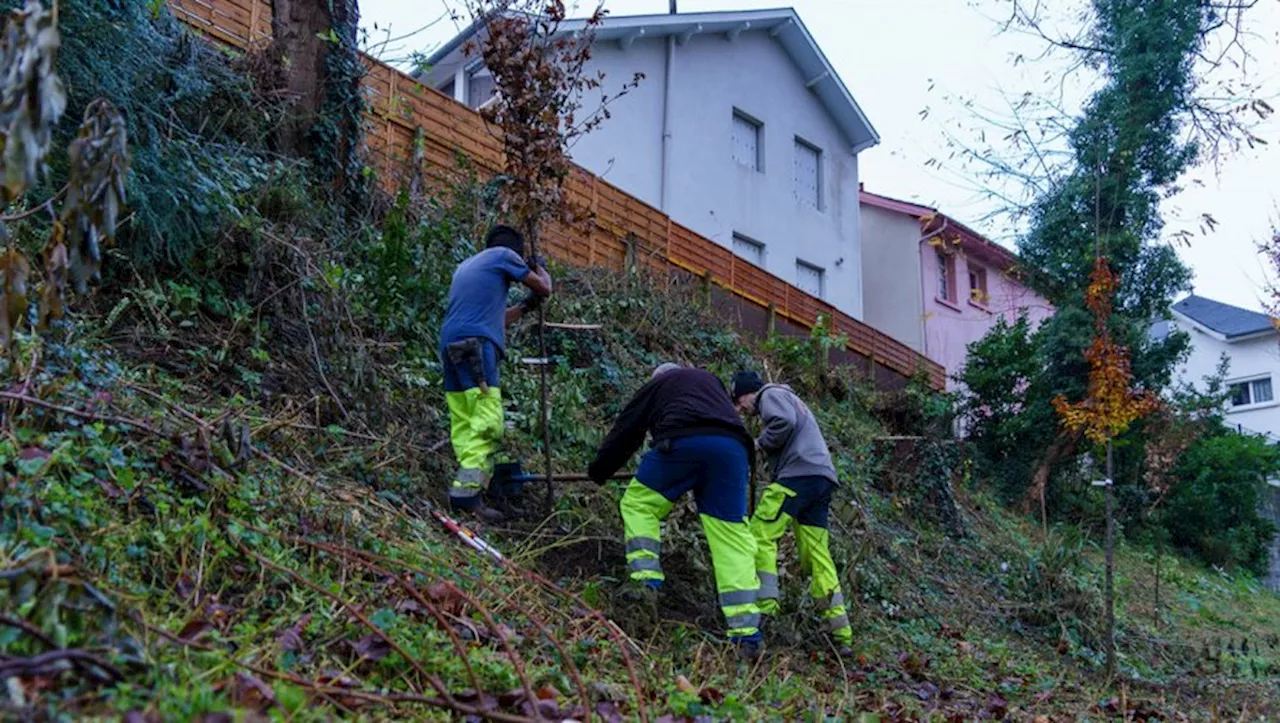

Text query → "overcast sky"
[357,0,1280,314]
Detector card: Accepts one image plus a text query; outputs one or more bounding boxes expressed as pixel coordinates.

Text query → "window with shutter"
[794,138,822,209]
[732,110,762,171]
[732,233,765,266]
[796,260,824,298]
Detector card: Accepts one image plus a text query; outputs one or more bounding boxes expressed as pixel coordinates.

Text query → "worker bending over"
[589,363,763,653]
[439,225,552,518]
[731,371,853,654]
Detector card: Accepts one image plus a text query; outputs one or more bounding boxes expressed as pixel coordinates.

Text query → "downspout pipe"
[659,0,677,211]
[918,216,949,358]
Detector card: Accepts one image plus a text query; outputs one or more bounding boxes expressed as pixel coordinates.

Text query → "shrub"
[1165,429,1279,575]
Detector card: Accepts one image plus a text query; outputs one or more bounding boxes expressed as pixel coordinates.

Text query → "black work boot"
[449,496,506,525]
[619,579,661,631]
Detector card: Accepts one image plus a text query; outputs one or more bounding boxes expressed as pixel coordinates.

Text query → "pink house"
[859,188,1053,388]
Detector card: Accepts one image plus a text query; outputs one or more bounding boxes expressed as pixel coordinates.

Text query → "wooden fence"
[167,0,945,389]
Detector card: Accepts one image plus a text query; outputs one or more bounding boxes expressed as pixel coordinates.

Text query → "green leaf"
[15,457,46,476]
[369,608,397,631]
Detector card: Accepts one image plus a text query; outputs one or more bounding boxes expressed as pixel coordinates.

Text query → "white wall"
[859,204,924,351]
[1173,317,1280,438]
[567,32,865,319]
[565,41,667,208]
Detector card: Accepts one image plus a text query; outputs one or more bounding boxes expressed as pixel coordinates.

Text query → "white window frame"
[1228,374,1276,410]
[793,136,823,210]
[796,259,825,299]
[731,109,764,172]
[732,232,765,267]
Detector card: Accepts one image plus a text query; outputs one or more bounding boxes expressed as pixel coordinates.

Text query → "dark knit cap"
[485,225,525,256]
[731,370,765,400]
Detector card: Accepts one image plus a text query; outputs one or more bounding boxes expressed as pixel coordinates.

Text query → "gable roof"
[859,188,1023,271]
[420,7,879,153]
[1173,295,1275,341]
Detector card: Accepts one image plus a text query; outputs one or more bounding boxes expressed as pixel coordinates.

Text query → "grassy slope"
[2,249,1277,722]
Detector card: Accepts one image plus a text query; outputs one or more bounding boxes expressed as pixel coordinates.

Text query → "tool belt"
[446,337,489,393]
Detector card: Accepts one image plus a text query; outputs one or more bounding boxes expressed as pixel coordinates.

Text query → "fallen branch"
[0,391,167,438]
[0,648,125,684]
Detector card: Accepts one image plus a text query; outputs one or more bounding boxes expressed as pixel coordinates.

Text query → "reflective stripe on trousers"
[701,515,761,638]
[619,481,673,582]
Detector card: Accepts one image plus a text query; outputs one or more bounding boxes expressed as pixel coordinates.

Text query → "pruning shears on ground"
[430,506,505,563]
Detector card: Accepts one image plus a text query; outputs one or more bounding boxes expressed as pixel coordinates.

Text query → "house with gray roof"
[1166,294,1280,442]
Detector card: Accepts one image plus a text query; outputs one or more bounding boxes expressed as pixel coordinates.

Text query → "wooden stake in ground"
[1105,440,1116,677]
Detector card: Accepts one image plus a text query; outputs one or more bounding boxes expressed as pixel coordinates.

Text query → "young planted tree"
[0,1,128,361]
[462,0,640,505]
[1052,256,1159,675]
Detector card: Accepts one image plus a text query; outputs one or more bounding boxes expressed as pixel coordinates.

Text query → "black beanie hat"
[731,370,765,401]
[485,225,525,256]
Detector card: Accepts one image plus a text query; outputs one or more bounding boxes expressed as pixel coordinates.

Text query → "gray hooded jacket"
[754,384,838,483]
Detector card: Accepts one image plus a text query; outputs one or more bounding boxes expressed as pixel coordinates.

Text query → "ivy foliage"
[6,0,286,265]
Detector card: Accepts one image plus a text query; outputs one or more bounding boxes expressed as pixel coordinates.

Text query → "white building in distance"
[1159,294,1280,441]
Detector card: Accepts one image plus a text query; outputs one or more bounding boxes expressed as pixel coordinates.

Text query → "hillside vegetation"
[1,2,1278,721]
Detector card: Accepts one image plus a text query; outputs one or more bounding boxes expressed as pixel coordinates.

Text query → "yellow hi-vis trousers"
[618,435,761,639]
[446,387,503,508]
[750,478,852,645]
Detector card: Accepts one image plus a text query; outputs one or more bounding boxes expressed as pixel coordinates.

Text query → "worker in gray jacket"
[731,370,852,653]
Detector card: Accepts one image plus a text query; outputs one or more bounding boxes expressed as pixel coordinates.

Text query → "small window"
[467,69,496,108]
[732,233,765,266]
[968,266,989,305]
[796,260,824,298]
[1230,377,1274,407]
[439,78,456,100]
[794,137,822,209]
[937,252,956,303]
[732,110,763,171]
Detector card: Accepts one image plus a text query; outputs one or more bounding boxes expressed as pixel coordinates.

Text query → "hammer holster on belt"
[446,338,489,394]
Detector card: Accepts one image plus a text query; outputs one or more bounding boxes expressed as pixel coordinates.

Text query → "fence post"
[766,302,777,337]
[701,270,713,307]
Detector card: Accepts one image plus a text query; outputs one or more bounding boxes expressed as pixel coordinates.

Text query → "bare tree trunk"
[1026,435,1077,532]
[268,0,361,172]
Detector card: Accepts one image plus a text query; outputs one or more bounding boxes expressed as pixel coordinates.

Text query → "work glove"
[519,291,544,313]
[530,254,547,271]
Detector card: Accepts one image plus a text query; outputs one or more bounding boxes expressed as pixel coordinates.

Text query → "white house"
[1161,295,1280,441]
[419,8,879,319]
